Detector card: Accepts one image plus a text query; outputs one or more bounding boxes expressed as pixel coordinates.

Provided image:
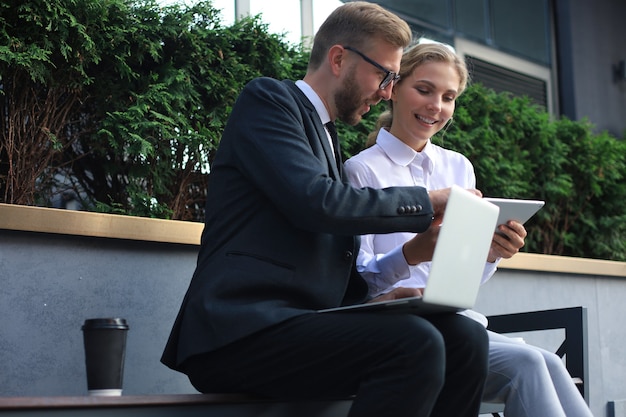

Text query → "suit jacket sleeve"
[213,78,434,237]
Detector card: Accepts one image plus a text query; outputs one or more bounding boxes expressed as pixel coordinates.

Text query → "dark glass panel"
[491,0,550,64]
[382,0,450,27]
[455,0,486,41]
[409,23,454,46]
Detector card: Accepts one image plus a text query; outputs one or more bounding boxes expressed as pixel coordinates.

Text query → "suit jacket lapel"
[285,81,342,179]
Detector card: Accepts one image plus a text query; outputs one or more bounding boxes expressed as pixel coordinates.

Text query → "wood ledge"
[1,203,625,277]
[0,203,203,245]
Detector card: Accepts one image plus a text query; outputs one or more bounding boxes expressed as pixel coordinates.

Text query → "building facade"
[369,0,626,138]
[235,0,625,137]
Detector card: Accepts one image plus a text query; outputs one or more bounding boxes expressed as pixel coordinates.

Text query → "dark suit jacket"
[162,78,434,371]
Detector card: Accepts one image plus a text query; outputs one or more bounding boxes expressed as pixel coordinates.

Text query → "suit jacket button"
[416,204,423,212]
[409,205,418,213]
[397,206,406,214]
[343,251,353,260]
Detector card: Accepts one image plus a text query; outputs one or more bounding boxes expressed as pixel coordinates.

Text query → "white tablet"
[484,197,545,231]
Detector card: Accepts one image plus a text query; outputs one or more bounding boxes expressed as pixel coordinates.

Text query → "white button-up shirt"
[345,128,499,312]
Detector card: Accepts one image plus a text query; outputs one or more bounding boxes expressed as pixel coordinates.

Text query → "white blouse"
[344,128,499,307]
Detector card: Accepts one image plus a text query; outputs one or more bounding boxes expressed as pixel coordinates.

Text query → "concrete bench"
[0,394,506,416]
[0,306,587,417]
[0,394,352,417]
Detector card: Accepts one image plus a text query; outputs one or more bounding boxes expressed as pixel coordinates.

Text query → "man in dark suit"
[162,2,488,416]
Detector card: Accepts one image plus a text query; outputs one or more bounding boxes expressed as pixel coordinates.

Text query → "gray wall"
[2,229,625,417]
[566,0,626,137]
[0,230,198,396]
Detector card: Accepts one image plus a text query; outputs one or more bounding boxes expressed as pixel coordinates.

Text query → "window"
[491,0,551,64]
[454,0,486,41]
[455,38,554,114]
[382,0,552,66]
[374,0,555,113]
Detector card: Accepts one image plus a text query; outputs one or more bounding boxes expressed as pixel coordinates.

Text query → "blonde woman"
[345,41,593,417]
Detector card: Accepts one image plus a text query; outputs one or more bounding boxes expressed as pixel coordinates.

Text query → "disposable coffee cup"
[82,318,129,396]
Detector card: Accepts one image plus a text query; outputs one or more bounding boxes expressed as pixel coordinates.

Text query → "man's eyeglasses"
[343,46,400,90]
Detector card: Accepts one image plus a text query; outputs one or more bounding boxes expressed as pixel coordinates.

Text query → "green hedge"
[1,0,624,260]
[341,85,626,260]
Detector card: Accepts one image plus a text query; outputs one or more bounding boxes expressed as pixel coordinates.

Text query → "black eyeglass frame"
[343,45,400,90]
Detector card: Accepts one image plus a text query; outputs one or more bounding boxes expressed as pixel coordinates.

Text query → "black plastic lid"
[82,318,129,330]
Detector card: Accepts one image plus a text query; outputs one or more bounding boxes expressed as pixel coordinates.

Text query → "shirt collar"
[295,80,331,125]
[376,129,434,174]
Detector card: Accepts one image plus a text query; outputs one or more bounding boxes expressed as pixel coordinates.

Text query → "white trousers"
[482,330,594,417]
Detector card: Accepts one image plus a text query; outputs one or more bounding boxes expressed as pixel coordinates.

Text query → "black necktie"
[325,121,341,166]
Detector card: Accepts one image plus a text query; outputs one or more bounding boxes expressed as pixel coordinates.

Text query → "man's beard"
[334,69,368,126]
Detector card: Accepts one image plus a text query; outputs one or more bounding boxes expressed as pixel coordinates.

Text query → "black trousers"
[182,311,489,417]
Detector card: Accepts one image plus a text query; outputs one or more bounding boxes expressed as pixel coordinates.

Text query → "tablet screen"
[484,197,545,231]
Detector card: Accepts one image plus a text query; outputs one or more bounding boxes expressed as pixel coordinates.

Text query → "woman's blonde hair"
[365,41,469,146]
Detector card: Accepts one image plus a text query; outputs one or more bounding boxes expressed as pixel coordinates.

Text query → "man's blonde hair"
[308,1,412,70]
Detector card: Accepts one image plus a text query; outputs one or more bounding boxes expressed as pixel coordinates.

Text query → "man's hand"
[428,188,482,225]
[487,220,527,262]
[427,188,450,225]
[368,287,423,304]
[404,188,484,265]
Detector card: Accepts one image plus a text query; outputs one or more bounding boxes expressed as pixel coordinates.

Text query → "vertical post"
[300,0,314,48]
[565,307,589,402]
[235,0,251,20]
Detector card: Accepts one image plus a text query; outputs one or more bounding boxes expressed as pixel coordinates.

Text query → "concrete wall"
[0,230,198,397]
[1,205,626,416]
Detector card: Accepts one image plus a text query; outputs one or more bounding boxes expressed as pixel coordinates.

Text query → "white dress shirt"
[295,80,337,159]
[345,128,499,324]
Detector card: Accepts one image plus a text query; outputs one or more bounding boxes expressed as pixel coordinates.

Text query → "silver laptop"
[318,185,500,315]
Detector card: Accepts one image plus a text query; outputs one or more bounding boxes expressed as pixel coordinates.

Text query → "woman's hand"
[487,220,527,262]
[402,225,440,265]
